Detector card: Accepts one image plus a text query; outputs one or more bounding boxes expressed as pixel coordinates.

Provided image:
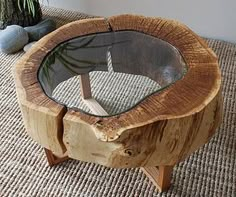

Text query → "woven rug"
[0,6,235,197]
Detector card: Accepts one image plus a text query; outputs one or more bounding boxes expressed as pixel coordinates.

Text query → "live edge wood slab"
[13,15,223,192]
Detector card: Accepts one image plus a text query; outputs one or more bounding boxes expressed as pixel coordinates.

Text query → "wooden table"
[14,15,223,192]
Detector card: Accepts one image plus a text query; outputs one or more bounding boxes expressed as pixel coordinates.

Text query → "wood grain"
[79,77,171,191]
[14,15,222,170]
[13,18,110,155]
[80,75,173,191]
[63,16,222,167]
[64,90,222,168]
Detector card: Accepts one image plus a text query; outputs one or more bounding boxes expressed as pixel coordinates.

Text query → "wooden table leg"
[79,73,92,99]
[141,165,173,192]
[44,148,69,167]
[79,73,108,115]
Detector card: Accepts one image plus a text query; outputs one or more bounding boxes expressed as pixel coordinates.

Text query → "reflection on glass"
[38,31,187,116]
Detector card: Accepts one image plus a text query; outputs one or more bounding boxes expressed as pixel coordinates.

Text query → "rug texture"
[0,6,235,197]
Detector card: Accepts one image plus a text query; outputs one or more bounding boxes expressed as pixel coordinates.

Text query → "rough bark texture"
[14,15,222,167]
[0,0,42,29]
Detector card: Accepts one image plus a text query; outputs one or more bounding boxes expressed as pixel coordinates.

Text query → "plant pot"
[0,0,42,29]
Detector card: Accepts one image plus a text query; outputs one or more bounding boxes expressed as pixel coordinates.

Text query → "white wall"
[45,0,87,13]
[47,0,236,43]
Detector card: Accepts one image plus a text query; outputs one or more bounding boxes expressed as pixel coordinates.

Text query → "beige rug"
[0,6,235,197]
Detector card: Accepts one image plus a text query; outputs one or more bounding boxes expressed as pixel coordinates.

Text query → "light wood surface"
[64,91,222,167]
[79,76,171,192]
[63,15,222,169]
[14,15,222,186]
[13,18,110,155]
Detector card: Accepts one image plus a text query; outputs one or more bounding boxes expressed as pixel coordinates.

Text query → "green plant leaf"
[17,0,39,16]
[29,0,35,17]
[23,0,26,10]
[17,0,22,12]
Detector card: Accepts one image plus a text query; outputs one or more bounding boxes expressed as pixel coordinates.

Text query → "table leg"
[141,165,173,192]
[79,73,92,99]
[79,73,109,116]
[44,148,69,167]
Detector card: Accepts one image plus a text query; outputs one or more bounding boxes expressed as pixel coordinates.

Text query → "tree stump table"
[13,15,223,192]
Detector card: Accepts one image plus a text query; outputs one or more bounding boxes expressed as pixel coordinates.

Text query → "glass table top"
[38,30,187,116]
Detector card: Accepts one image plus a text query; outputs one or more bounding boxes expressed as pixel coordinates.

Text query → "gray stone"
[24,18,56,41]
[0,25,29,54]
[23,41,37,52]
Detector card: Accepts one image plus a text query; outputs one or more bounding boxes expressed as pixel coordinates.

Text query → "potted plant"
[0,0,42,29]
